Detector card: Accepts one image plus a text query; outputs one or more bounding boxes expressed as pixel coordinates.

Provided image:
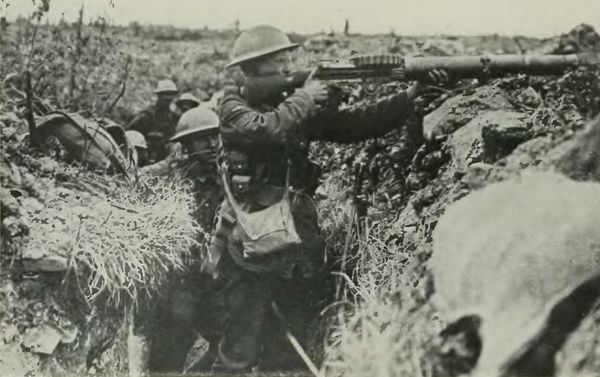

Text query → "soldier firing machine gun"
[242,52,600,105]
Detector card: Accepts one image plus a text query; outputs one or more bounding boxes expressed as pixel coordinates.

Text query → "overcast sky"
[3,0,600,36]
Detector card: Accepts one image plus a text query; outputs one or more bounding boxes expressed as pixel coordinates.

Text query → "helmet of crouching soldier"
[175,92,201,113]
[170,106,219,142]
[171,107,219,163]
[126,130,147,150]
[125,130,149,167]
[226,25,298,68]
[154,79,179,94]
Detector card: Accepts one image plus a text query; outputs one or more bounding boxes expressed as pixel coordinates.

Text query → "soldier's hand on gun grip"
[302,68,329,105]
[302,80,329,105]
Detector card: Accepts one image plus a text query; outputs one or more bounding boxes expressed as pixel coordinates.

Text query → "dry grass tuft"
[322,211,441,377]
[21,172,201,308]
[316,173,357,265]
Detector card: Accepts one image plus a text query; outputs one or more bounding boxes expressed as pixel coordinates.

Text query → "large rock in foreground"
[430,172,600,377]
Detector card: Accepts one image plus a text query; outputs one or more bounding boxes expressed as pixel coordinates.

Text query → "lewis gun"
[242,52,599,104]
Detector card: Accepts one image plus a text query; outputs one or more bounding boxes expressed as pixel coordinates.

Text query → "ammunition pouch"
[221,150,252,198]
[231,175,251,197]
[224,150,250,175]
[221,165,302,260]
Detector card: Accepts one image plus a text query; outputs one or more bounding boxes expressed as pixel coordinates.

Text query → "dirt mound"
[553,24,600,54]
[0,100,200,375]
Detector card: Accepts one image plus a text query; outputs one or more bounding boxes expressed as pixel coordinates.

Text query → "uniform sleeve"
[306,90,416,143]
[139,143,183,175]
[219,87,318,148]
[140,159,171,176]
[125,111,150,133]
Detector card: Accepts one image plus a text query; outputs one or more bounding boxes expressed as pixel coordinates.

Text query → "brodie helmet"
[154,79,179,94]
[125,130,147,149]
[226,25,298,68]
[175,92,201,107]
[170,106,219,142]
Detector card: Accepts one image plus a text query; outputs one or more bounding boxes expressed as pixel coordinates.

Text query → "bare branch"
[24,71,40,146]
[106,56,132,115]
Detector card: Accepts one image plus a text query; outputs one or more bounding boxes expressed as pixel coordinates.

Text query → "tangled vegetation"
[20,173,200,307]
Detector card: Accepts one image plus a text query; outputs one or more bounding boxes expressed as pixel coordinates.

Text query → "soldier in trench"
[141,106,222,227]
[126,79,180,165]
[174,92,202,118]
[140,106,226,371]
[204,25,449,371]
[125,130,149,167]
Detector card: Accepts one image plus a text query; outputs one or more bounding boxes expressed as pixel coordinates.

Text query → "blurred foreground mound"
[431,171,600,377]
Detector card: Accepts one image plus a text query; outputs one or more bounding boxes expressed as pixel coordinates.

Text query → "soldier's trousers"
[211,188,329,370]
[216,264,327,371]
[148,271,226,371]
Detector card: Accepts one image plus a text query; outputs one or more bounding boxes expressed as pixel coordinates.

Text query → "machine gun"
[242,52,599,105]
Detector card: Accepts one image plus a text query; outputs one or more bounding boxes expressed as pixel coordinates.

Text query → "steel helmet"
[154,79,179,94]
[226,25,299,68]
[125,130,147,149]
[170,106,219,142]
[175,92,201,107]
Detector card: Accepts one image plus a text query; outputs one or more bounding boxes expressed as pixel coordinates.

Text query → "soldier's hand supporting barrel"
[427,69,450,85]
[407,68,450,100]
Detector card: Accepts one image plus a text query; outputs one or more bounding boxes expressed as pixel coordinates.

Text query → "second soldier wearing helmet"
[125,130,149,167]
[141,106,225,371]
[126,79,180,164]
[175,92,202,117]
[170,106,219,169]
[206,25,449,371]
[141,106,220,223]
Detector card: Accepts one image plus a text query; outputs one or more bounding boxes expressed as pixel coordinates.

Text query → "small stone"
[2,216,29,237]
[461,163,512,190]
[448,111,529,170]
[405,171,428,191]
[421,151,448,173]
[0,188,20,216]
[482,113,532,162]
[58,324,78,344]
[22,324,62,355]
[36,157,61,175]
[183,333,211,373]
[2,325,19,344]
[22,253,69,273]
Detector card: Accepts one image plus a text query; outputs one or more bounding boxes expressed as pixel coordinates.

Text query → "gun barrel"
[404,53,597,80]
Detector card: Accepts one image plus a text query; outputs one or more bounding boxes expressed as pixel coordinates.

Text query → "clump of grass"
[21,171,201,308]
[316,173,357,266]
[322,213,441,377]
[326,300,441,377]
